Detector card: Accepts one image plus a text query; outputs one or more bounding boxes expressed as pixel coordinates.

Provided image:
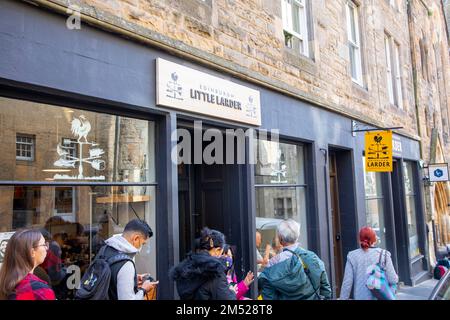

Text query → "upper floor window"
[282,0,310,57]
[346,1,363,85]
[16,134,35,161]
[385,34,403,108]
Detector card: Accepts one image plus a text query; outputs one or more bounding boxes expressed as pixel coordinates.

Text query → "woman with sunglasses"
[0,229,56,300]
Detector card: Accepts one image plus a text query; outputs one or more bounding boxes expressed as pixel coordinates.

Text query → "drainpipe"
[407,0,424,159]
[407,0,433,273]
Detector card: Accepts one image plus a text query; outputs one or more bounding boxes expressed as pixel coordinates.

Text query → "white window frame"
[393,42,404,109]
[282,0,310,57]
[62,138,77,161]
[385,34,403,108]
[346,1,363,85]
[16,134,35,161]
[385,35,395,105]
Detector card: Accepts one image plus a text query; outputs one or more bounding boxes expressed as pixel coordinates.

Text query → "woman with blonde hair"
[0,229,55,300]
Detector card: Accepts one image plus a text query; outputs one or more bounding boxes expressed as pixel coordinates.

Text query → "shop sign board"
[156,58,261,126]
[365,131,393,172]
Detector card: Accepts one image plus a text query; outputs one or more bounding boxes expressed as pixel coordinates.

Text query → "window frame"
[282,0,310,57]
[385,34,404,108]
[393,41,404,109]
[346,1,363,85]
[402,161,421,259]
[16,134,35,161]
[61,137,78,161]
[254,137,309,248]
[385,34,395,105]
[363,157,388,248]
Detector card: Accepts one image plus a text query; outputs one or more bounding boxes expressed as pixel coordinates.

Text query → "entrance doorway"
[176,124,248,265]
[328,149,357,297]
[178,161,227,258]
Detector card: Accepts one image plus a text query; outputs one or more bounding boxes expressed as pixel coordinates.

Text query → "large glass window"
[403,161,421,258]
[255,139,308,264]
[0,97,156,299]
[363,157,387,249]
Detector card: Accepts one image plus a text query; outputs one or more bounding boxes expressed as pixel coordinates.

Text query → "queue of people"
[0,217,398,300]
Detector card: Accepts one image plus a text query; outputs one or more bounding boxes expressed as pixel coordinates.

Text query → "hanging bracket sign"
[428,163,449,182]
[365,131,393,172]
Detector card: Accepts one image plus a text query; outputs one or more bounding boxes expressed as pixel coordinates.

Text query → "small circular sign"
[434,169,444,178]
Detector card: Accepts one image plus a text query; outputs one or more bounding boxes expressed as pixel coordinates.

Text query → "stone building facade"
[0,0,449,298]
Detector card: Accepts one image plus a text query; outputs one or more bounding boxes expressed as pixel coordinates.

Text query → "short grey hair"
[277,219,300,245]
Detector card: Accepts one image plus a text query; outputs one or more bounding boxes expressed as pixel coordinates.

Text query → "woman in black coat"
[170,228,236,300]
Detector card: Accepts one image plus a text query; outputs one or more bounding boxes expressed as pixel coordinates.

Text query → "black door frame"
[175,119,252,284]
[328,147,358,298]
[389,158,428,286]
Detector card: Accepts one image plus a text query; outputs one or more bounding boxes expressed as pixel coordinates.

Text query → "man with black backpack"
[76,219,157,300]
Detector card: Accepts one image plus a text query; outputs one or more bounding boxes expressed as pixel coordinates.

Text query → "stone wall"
[26,0,433,139]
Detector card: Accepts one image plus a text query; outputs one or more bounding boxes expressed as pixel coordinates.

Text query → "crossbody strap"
[377,249,387,269]
[284,249,322,300]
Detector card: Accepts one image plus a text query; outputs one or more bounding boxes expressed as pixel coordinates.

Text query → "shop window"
[255,139,308,265]
[0,97,157,300]
[16,134,35,161]
[1,97,155,183]
[403,161,421,258]
[363,157,387,249]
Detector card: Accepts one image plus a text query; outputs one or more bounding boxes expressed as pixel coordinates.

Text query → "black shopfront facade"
[0,0,429,299]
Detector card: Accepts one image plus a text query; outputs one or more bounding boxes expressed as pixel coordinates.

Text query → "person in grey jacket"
[103,219,157,300]
[339,226,398,300]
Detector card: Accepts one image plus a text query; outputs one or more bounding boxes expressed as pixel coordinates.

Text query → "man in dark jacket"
[170,228,236,300]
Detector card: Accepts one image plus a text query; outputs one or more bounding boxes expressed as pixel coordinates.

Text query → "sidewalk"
[396,278,439,300]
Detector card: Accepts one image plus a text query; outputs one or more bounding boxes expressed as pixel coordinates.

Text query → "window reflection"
[0,185,156,299]
[403,161,420,258]
[255,139,308,273]
[0,96,157,300]
[363,157,386,249]
[0,97,155,183]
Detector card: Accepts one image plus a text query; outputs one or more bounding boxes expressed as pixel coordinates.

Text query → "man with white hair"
[258,219,331,300]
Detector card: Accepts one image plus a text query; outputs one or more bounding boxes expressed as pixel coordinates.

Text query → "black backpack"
[75,245,133,300]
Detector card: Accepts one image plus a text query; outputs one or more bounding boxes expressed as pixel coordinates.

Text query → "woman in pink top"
[221,244,254,300]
